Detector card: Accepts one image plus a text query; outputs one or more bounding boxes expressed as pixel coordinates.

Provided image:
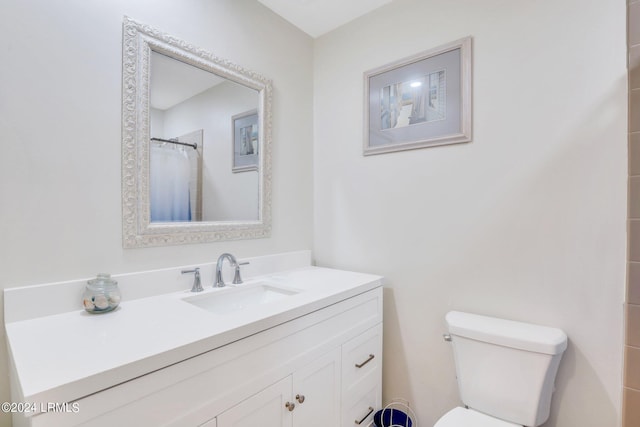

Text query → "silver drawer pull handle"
[285,401,295,411]
[296,394,305,404]
[355,406,374,425]
[355,354,375,368]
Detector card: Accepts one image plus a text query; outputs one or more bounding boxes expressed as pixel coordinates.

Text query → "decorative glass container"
[83,274,121,314]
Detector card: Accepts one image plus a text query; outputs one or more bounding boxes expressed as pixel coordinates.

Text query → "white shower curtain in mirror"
[150,145,191,222]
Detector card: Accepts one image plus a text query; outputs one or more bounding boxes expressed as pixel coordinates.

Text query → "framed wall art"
[232,109,259,172]
[363,37,472,155]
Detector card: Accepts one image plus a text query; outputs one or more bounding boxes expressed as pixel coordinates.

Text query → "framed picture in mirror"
[232,109,259,172]
[363,37,472,155]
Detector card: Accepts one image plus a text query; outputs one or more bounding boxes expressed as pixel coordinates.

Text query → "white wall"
[313,0,627,426]
[0,1,313,425]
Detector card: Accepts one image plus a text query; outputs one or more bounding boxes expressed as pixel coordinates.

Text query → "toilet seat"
[434,407,521,427]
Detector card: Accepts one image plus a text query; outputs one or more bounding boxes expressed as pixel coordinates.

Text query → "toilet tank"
[446,311,567,427]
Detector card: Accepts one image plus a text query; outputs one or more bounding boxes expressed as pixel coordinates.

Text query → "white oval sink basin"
[183,282,299,315]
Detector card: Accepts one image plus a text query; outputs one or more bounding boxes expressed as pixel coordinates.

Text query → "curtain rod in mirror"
[151,137,197,150]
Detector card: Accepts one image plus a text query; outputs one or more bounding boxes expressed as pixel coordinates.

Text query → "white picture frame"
[363,37,472,155]
[232,109,259,173]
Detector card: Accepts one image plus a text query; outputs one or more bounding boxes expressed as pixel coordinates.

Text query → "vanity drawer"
[342,372,381,427]
[342,323,382,392]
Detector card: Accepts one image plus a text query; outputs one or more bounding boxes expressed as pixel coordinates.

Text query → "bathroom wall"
[313,0,627,426]
[0,1,313,426]
[626,1,640,425]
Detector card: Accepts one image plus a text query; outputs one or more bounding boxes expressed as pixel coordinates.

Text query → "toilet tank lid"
[446,311,568,355]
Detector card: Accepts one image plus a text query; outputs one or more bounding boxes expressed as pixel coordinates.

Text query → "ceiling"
[257,0,393,38]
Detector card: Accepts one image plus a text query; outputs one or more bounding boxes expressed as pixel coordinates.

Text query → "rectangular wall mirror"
[122,17,272,248]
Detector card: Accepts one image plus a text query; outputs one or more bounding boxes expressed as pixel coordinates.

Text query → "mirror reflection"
[122,16,272,247]
[149,51,260,223]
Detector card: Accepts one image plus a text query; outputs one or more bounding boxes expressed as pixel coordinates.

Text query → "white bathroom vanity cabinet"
[4,252,383,427]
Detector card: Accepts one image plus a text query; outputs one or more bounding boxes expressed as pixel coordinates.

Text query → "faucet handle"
[233,262,250,285]
[182,267,203,293]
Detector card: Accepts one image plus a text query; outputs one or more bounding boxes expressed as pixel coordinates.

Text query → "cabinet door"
[292,348,341,427]
[217,376,293,427]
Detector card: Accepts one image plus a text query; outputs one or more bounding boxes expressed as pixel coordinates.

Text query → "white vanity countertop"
[5,266,382,407]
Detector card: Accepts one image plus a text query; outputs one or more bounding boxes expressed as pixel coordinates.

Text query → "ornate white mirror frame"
[121,17,272,248]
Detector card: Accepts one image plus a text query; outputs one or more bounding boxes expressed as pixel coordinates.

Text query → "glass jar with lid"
[83,274,121,314]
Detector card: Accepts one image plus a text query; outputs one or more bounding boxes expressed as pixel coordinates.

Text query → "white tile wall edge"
[4,250,312,323]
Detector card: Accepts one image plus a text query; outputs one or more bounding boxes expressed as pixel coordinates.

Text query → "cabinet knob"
[285,401,295,411]
[296,394,305,404]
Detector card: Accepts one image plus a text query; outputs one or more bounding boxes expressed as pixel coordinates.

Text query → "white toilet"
[435,311,568,427]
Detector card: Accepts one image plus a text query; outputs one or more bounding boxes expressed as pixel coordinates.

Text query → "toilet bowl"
[435,311,567,427]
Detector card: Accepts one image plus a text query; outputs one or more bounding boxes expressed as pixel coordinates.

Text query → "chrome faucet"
[181,267,203,292]
[214,253,248,287]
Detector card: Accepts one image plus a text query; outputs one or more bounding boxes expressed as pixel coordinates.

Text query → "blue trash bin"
[373,408,413,427]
